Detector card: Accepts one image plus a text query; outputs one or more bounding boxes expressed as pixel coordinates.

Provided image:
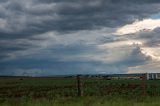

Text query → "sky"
[0,0,160,76]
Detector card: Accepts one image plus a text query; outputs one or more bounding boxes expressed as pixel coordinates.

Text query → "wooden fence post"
[141,73,147,96]
[77,75,83,96]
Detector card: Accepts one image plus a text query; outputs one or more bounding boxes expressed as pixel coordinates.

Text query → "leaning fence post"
[141,73,147,96]
[77,75,83,96]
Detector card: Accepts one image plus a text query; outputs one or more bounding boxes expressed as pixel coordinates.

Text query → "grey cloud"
[142,28,160,47]
[0,0,160,34]
[125,27,160,47]
[0,39,152,75]
[0,44,151,75]
[121,46,151,66]
[0,0,160,75]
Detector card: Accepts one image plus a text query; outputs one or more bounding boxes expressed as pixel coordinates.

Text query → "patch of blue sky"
[151,12,160,19]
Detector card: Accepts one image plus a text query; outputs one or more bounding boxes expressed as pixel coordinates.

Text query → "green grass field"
[1,96,160,106]
[0,77,160,106]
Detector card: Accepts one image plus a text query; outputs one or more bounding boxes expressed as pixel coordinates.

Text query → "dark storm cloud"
[0,0,160,75]
[0,41,151,75]
[0,0,160,34]
[0,0,159,39]
[0,44,120,75]
[1,45,143,76]
[41,0,160,31]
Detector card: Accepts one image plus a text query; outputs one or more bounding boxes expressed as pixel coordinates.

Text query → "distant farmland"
[0,75,160,106]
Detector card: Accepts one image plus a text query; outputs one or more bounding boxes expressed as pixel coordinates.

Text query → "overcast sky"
[0,0,160,76]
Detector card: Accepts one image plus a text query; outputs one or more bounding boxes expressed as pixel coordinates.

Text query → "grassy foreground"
[1,77,160,106]
[0,96,160,106]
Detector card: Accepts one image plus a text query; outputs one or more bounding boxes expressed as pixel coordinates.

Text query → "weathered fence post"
[77,75,83,96]
[141,73,147,96]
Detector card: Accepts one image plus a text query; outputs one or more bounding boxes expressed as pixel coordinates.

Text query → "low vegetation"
[1,96,160,106]
[0,76,160,106]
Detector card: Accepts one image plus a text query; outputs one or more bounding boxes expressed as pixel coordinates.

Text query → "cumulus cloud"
[117,26,160,73]
[118,27,160,61]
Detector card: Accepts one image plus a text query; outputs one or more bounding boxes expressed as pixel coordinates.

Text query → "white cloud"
[98,40,143,48]
[115,19,160,35]
[141,47,160,61]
